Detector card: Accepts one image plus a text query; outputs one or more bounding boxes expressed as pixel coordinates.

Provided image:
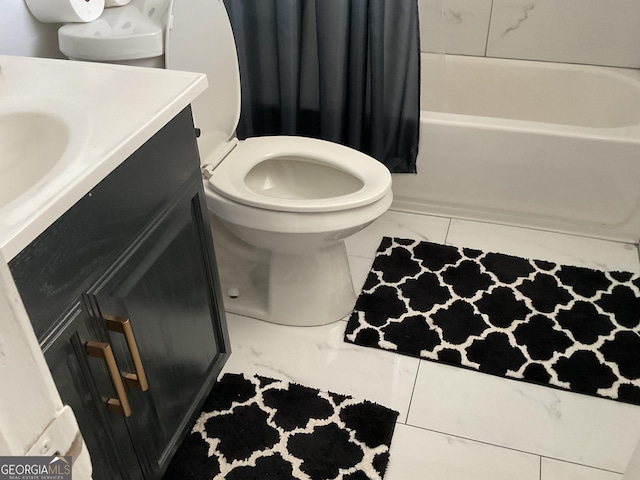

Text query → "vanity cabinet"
[9,107,229,480]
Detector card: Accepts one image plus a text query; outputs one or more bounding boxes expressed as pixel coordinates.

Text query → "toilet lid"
[165,0,241,154]
[207,136,392,213]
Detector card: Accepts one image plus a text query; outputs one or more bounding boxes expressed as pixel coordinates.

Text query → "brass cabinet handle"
[86,341,133,417]
[105,316,149,391]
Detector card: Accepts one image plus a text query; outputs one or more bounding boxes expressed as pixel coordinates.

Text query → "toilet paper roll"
[24,0,105,23]
[105,0,132,7]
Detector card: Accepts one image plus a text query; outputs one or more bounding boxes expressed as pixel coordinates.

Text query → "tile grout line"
[485,0,495,57]
[538,455,624,476]
[539,455,543,480]
[398,421,623,476]
[443,217,453,244]
[398,422,545,459]
[401,360,423,425]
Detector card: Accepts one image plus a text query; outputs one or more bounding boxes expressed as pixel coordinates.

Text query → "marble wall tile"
[419,0,493,56]
[486,0,640,67]
[0,0,62,58]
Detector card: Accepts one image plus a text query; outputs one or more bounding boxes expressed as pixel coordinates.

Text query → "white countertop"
[0,55,207,261]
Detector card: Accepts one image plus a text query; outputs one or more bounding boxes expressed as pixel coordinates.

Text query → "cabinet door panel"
[89,186,226,477]
[43,306,143,480]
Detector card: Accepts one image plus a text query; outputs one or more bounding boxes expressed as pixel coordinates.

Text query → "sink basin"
[0,111,68,207]
[0,98,90,209]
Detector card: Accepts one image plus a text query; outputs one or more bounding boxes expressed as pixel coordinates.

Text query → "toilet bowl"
[57,0,393,326]
[204,136,392,325]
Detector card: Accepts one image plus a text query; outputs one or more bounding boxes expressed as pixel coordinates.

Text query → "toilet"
[58,0,393,326]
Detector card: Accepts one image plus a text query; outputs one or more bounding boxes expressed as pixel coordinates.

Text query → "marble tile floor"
[219,210,640,480]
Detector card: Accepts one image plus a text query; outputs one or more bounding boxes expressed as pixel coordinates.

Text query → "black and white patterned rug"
[163,373,399,480]
[345,237,640,405]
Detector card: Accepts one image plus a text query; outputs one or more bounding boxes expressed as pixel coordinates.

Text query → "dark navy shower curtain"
[223,0,420,173]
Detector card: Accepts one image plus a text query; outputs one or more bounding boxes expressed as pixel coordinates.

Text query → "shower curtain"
[223,0,420,173]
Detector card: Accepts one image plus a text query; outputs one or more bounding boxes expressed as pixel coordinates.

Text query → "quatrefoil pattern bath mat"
[344,237,640,405]
[163,373,399,480]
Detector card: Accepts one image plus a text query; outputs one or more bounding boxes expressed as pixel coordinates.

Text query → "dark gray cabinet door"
[86,184,228,479]
[43,305,144,480]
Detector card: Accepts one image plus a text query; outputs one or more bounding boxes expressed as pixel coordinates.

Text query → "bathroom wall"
[3,0,638,68]
[0,0,63,58]
[419,0,640,68]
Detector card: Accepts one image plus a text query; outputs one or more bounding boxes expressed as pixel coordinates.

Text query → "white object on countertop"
[25,0,105,23]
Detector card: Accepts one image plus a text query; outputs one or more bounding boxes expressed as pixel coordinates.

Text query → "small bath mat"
[344,237,640,406]
[163,373,399,480]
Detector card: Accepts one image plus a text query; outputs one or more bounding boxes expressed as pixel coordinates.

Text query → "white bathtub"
[392,53,640,243]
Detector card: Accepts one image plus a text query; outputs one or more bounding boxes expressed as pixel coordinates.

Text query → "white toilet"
[58,0,393,326]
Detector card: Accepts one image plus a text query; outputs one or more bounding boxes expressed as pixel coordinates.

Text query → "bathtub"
[391,53,640,243]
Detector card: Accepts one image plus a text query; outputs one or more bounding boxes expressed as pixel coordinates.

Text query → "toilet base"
[210,215,357,326]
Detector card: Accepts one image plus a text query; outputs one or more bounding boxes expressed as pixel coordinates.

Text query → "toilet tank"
[58,0,171,67]
[165,0,241,160]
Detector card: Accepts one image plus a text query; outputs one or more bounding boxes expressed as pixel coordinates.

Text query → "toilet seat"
[166,0,391,215]
[207,136,391,213]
